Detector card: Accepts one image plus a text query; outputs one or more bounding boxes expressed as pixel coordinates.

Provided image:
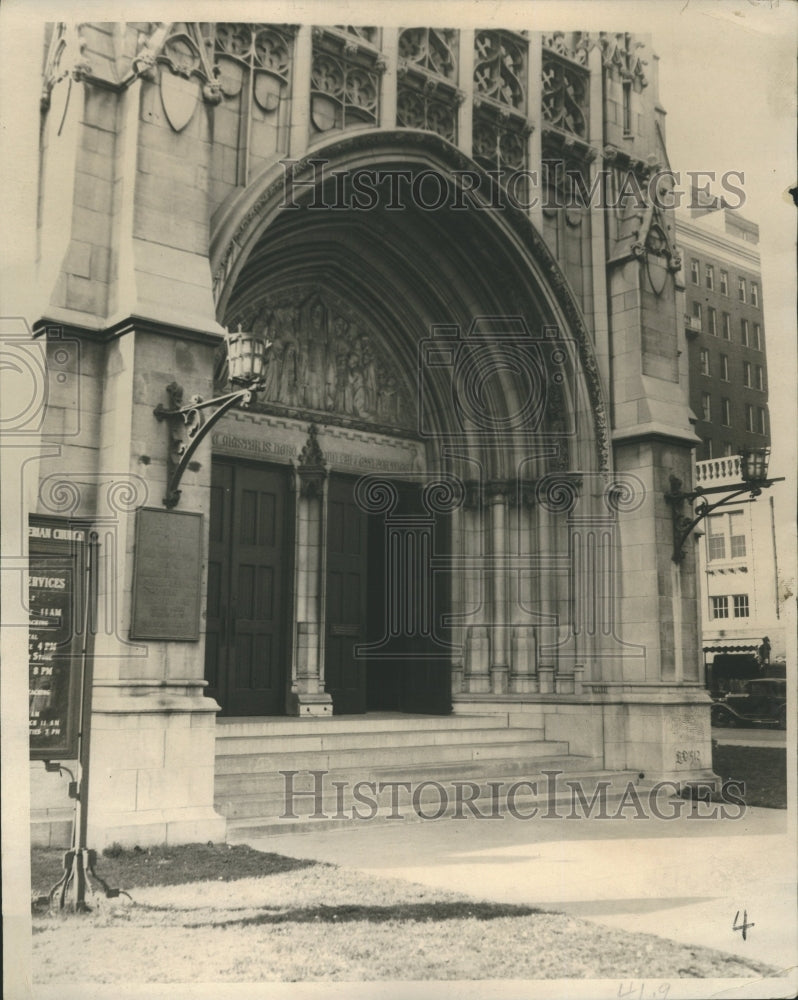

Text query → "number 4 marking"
[733,910,755,941]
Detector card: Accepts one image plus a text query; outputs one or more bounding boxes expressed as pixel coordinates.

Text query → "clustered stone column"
[289,424,332,716]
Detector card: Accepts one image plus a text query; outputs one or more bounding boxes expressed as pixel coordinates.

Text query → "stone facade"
[25,23,711,847]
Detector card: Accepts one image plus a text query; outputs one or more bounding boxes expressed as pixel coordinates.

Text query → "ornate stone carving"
[211,23,292,109]
[472,114,527,173]
[297,423,327,499]
[542,32,591,66]
[212,129,612,472]
[599,32,647,87]
[311,34,380,132]
[398,28,457,80]
[474,30,527,112]
[41,23,93,112]
[228,290,413,431]
[397,85,457,143]
[542,50,589,139]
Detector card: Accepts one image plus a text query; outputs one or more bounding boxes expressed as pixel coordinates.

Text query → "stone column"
[487,480,509,693]
[381,28,399,127]
[289,425,332,716]
[462,485,489,692]
[457,29,474,157]
[289,26,313,158]
[526,32,543,231]
[449,503,465,694]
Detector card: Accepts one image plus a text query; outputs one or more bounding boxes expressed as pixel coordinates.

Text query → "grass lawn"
[29,842,779,983]
[712,743,787,809]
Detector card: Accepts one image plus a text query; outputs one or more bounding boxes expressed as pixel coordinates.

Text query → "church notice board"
[28,517,90,761]
[130,508,203,641]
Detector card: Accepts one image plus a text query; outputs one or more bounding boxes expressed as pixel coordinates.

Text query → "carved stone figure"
[238,289,411,428]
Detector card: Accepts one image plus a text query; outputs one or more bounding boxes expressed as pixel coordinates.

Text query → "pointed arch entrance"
[207,131,611,717]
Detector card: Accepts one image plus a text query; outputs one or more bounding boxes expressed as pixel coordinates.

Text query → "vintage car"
[711,677,787,729]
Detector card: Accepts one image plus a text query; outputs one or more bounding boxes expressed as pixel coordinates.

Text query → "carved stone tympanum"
[228,290,413,430]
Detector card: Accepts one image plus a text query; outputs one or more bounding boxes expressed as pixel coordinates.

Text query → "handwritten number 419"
[733,910,755,941]
[617,984,670,999]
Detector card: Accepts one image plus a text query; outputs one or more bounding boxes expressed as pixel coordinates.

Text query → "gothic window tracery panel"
[311,30,382,134]
[203,23,295,190]
[541,49,589,139]
[473,29,527,114]
[472,106,529,180]
[399,28,457,79]
[397,28,460,143]
[332,26,380,46]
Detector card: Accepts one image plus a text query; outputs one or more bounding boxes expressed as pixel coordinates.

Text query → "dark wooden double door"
[205,462,451,717]
[204,462,290,716]
[325,476,452,716]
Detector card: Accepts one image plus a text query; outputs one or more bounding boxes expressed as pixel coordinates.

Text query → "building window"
[699,348,710,376]
[711,596,729,619]
[622,80,632,134]
[757,407,766,435]
[722,441,734,456]
[743,361,752,387]
[741,318,749,346]
[755,365,764,390]
[690,259,700,284]
[745,404,754,432]
[721,313,731,340]
[751,282,759,307]
[721,398,731,426]
[753,323,761,350]
[692,301,702,327]
[720,354,729,381]
[719,269,729,295]
[733,594,749,618]
[738,276,746,302]
[701,392,711,422]
[730,513,747,558]
[707,307,717,336]
[708,516,726,561]
[705,264,714,290]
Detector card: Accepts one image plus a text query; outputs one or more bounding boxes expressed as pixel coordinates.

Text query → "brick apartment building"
[676,207,784,685]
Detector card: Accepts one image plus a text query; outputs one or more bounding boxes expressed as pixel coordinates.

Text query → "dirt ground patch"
[31,842,316,897]
[30,845,778,984]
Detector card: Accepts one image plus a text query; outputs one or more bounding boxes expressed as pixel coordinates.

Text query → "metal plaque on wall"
[131,508,203,641]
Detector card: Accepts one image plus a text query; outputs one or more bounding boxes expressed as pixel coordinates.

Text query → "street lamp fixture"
[154,326,271,508]
[665,447,783,563]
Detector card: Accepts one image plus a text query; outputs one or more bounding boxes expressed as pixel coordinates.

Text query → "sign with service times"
[28,517,91,761]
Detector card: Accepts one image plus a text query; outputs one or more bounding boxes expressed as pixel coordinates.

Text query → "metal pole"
[72,530,98,911]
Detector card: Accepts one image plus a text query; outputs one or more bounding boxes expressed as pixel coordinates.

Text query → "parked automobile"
[711,678,787,729]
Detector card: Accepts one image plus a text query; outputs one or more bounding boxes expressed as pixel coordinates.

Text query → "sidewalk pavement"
[236,804,797,972]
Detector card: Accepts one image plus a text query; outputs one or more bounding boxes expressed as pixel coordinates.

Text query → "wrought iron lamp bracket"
[664,474,772,564]
[154,378,262,508]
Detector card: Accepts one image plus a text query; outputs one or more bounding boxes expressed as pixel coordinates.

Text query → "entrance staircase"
[215,714,633,838]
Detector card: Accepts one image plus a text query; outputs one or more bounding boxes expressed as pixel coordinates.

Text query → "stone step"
[214,725,546,762]
[214,713,518,739]
[223,766,639,834]
[215,736,569,780]
[215,752,588,817]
